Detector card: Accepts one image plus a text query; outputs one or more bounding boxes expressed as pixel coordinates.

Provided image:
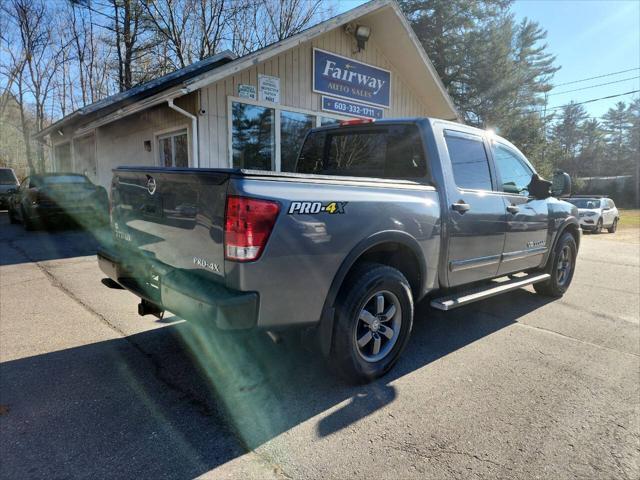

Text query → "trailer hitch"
[138,299,165,320]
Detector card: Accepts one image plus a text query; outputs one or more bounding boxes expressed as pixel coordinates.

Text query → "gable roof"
[37,0,459,139]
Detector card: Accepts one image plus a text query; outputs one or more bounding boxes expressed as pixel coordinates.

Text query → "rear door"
[111,168,230,278]
[491,143,548,275]
[440,129,506,287]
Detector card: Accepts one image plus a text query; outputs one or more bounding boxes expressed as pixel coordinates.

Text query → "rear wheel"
[330,263,414,383]
[534,232,577,297]
[607,218,618,233]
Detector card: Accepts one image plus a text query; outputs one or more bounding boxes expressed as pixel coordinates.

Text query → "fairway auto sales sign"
[313,49,391,108]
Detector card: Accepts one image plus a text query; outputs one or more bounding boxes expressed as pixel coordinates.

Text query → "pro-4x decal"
[288,201,347,215]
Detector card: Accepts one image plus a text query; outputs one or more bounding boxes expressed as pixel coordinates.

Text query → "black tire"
[330,263,414,384]
[21,206,38,231]
[607,218,618,233]
[8,208,18,224]
[534,232,577,297]
[595,218,603,234]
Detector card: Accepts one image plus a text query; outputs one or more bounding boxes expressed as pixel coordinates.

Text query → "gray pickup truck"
[98,117,580,382]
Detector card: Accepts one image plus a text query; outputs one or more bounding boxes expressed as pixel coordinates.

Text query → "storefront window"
[232,102,275,170]
[158,129,188,167]
[320,117,340,127]
[281,111,314,172]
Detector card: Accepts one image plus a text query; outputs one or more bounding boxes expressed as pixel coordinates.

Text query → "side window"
[19,177,29,191]
[492,145,533,195]
[608,199,615,209]
[444,131,492,191]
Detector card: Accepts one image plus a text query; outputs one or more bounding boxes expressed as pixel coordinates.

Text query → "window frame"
[444,129,496,193]
[155,127,190,168]
[227,96,348,171]
[490,142,535,196]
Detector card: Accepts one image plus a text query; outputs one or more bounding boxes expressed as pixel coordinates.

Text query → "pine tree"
[550,102,588,176]
[602,102,632,176]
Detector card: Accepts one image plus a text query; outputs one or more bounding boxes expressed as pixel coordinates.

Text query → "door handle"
[506,205,519,214]
[451,201,471,214]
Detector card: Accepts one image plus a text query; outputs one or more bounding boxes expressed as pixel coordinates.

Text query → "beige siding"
[50,24,440,181]
[200,26,430,168]
[52,93,197,188]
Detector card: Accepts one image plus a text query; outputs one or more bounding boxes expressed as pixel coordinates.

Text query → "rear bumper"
[98,246,258,330]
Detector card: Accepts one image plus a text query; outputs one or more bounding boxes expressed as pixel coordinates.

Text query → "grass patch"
[618,209,640,229]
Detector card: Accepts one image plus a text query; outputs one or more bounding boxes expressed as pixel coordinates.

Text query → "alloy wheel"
[354,290,402,362]
[556,245,572,286]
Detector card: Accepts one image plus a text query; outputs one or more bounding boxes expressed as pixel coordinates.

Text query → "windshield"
[0,169,17,185]
[568,198,599,208]
[41,175,89,185]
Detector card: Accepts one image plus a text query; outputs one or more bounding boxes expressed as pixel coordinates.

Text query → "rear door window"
[296,125,426,178]
[444,131,493,191]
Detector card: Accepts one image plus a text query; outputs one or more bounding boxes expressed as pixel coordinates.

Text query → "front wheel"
[607,218,618,233]
[534,232,577,297]
[330,263,414,384]
[595,218,603,234]
[21,206,38,231]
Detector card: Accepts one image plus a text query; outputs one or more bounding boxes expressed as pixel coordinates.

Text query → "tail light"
[224,196,280,261]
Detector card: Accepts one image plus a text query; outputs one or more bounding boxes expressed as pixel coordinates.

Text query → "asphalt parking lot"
[1,211,638,480]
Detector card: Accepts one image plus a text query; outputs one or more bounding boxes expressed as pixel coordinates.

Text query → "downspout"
[167,98,199,167]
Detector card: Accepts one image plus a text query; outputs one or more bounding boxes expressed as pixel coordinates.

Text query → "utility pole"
[541,92,548,166]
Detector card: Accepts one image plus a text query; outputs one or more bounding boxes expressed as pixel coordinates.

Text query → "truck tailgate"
[110,167,229,279]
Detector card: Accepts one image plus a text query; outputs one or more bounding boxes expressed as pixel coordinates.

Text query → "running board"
[430,273,551,311]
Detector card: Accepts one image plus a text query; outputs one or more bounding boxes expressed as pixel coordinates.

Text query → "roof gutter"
[167,97,199,168]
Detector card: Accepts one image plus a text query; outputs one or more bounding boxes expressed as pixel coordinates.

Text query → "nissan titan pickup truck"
[98,118,580,383]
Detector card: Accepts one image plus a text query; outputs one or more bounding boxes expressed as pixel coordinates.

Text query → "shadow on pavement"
[0,211,109,266]
[0,287,554,479]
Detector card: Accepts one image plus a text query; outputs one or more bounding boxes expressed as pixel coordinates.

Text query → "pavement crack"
[389,441,503,468]
[515,322,639,358]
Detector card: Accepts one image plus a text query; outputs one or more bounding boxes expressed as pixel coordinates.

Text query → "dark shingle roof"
[37,50,235,138]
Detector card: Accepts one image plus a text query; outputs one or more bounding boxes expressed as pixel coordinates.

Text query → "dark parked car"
[0,167,19,209]
[8,172,108,230]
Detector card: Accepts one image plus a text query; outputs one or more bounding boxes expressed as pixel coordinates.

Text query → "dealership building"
[36,0,459,189]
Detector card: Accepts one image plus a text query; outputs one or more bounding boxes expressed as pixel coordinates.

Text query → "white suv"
[568,197,619,233]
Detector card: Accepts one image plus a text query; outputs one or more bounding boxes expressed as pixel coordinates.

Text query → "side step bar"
[430,273,550,311]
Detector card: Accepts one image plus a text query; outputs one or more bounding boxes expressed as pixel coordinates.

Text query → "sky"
[335,0,640,119]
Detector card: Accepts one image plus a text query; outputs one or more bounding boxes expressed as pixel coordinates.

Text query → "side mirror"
[551,171,571,197]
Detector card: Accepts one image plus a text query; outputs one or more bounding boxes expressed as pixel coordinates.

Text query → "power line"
[552,67,640,88]
[520,89,639,115]
[546,89,639,111]
[549,76,640,96]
